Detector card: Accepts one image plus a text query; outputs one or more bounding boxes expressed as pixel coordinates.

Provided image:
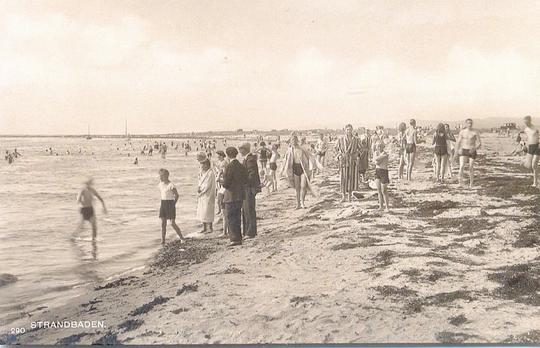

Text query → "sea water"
[0,137,216,325]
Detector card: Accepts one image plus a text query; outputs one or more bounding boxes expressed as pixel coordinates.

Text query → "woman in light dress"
[196,158,216,233]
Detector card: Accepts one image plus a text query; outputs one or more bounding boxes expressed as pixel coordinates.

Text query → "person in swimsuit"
[523,115,539,187]
[444,123,456,179]
[256,142,271,170]
[456,118,482,188]
[77,178,107,240]
[432,123,448,183]
[280,134,312,209]
[315,133,328,168]
[405,119,418,181]
[397,122,407,180]
[268,144,280,192]
[373,142,390,211]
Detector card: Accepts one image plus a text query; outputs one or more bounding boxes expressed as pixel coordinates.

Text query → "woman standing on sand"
[357,131,369,184]
[335,124,360,202]
[397,122,407,179]
[196,157,216,233]
[444,123,456,179]
[268,144,280,192]
[432,123,448,183]
[280,133,313,209]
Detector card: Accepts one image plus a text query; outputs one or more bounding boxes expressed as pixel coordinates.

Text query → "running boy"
[77,178,107,240]
[158,168,184,244]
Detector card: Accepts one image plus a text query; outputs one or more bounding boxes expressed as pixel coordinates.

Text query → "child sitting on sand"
[158,168,184,245]
[372,142,390,212]
[259,169,274,195]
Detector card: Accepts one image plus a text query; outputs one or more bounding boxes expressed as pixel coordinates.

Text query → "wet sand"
[3,133,540,344]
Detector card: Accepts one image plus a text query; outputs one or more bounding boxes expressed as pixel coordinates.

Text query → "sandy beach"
[2,133,540,344]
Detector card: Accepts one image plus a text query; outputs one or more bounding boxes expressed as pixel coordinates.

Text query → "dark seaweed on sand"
[118,319,144,332]
[176,283,198,296]
[92,331,120,345]
[151,239,218,269]
[130,296,171,316]
[488,263,540,305]
[95,276,138,291]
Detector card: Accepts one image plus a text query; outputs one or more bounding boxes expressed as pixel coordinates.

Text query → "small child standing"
[373,142,390,211]
[158,168,184,244]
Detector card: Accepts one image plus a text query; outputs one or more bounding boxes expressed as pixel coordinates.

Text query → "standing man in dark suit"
[222,147,248,246]
[238,142,261,239]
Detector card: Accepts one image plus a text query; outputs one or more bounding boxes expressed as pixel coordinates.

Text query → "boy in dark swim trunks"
[405,119,418,181]
[158,168,184,245]
[77,178,107,240]
[373,142,390,211]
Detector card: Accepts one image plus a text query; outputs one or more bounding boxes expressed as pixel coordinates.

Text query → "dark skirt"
[159,200,176,220]
[269,162,277,171]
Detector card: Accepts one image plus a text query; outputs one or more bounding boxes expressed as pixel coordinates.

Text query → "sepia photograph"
[1,0,540,345]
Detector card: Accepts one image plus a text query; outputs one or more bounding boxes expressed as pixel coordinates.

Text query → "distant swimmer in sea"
[373,142,390,212]
[523,115,539,187]
[13,148,21,158]
[405,119,418,181]
[456,118,482,188]
[134,157,139,165]
[158,168,184,245]
[77,178,107,240]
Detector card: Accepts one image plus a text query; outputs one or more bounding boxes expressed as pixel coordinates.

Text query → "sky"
[1,0,540,134]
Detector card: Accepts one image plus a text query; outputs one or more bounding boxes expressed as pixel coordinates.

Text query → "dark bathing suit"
[460,149,477,160]
[293,163,303,176]
[80,207,94,220]
[405,143,416,154]
[528,144,540,156]
[375,168,390,184]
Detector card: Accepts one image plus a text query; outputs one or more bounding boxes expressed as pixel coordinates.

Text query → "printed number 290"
[10,327,26,334]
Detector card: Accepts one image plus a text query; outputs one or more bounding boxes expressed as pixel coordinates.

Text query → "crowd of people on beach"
[334,118,483,211]
[8,116,538,251]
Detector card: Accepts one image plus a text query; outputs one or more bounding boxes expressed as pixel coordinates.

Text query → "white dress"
[196,169,216,223]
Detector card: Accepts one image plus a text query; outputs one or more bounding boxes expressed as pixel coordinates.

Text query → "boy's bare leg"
[300,175,308,208]
[459,156,466,187]
[294,176,301,208]
[89,216,97,240]
[161,218,167,244]
[532,155,539,187]
[469,158,475,188]
[382,183,390,211]
[171,220,184,240]
[376,180,383,210]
